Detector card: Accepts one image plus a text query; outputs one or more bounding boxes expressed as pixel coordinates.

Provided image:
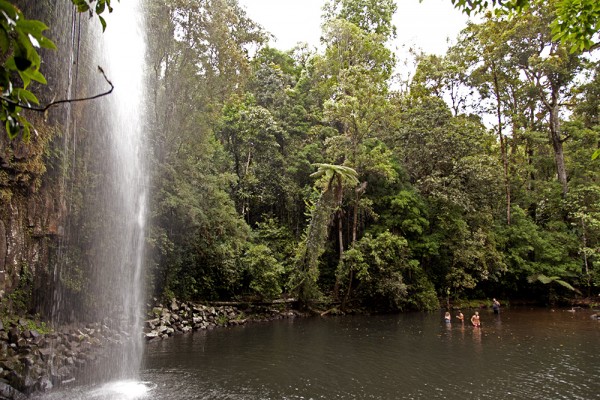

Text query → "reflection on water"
[38,309,600,399]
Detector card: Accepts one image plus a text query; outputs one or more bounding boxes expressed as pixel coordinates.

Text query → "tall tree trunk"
[548,105,568,197]
[492,66,511,224]
[581,216,591,297]
[333,211,344,300]
[341,182,367,309]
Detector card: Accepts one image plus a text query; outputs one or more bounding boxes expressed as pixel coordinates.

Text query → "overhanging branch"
[1,66,113,112]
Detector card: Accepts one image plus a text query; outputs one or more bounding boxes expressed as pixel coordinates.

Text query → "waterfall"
[87,0,148,379]
[44,0,150,383]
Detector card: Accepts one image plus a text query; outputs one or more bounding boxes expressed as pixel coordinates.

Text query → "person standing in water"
[492,298,500,314]
[444,311,452,322]
[471,311,481,327]
[456,310,464,322]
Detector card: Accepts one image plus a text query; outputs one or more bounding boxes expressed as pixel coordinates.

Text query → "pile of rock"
[143,298,301,340]
[0,319,136,399]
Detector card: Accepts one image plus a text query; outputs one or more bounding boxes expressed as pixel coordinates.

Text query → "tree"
[218,95,285,223]
[447,0,600,52]
[323,0,397,38]
[507,3,584,197]
[145,0,267,300]
[462,2,585,198]
[309,1,399,300]
[293,163,358,304]
[410,49,473,117]
[337,231,439,311]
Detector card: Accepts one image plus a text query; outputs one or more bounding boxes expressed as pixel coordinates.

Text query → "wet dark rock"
[0,380,27,400]
[36,376,53,392]
[37,348,52,363]
[17,357,34,368]
[0,359,19,373]
[7,329,19,344]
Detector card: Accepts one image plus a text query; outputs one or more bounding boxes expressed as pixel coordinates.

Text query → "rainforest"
[1,0,599,317]
[142,0,600,311]
[0,0,599,398]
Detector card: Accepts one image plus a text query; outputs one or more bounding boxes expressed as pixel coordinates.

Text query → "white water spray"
[84,0,148,380]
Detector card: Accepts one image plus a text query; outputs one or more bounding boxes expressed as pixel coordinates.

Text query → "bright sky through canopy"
[237,0,470,55]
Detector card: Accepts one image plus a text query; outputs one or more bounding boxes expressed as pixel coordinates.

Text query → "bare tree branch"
[1,66,113,112]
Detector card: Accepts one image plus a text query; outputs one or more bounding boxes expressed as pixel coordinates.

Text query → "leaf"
[0,0,17,22]
[23,69,47,85]
[98,15,107,32]
[72,0,89,13]
[17,70,31,88]
[37,35,57,50]
[14,88,39,105]
[592,148,600,160]
[18,19,50,36]
[537,274,554,284]
[96,0,106,14]
[554,279,580,294]
[5,118,17,140]
[20,119,30,141]
[0,27,8,54]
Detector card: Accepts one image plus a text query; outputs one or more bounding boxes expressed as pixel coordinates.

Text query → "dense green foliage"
[3,0,598,313]
[142,0,599,310]
[448,0,600,52]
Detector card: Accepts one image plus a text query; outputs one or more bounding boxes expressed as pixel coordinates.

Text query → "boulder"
[170,298,179,312]
[7,328,19,344]
[36,376,53,392]
[38,348,52,363]
[0,380,27,400]
[144,331,159,340]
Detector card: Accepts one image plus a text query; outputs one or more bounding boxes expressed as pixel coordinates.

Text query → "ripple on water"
[33,380,154,400]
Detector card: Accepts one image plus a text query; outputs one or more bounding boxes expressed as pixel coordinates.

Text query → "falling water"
[87,0,148,380]
[42,0,151,385]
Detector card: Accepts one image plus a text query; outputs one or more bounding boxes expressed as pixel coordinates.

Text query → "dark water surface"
[140,308,599,400]
[39,308,600,399]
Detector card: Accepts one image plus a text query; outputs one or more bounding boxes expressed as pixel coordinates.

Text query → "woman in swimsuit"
[471,311,481,327]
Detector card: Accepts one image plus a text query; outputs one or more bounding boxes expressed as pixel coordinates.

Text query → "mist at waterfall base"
[42,0,149,397]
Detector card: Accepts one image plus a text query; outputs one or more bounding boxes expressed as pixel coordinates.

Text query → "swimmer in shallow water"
[493,298,500,314]
[471,311,481,327]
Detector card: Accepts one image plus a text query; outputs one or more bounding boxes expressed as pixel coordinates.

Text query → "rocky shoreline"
[0,299,303,399]
[143,298,304,340]
[0,319,135,400]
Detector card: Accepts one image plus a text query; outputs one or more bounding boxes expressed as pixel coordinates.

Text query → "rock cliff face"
[0,123,64,314]
[0,0,83,317]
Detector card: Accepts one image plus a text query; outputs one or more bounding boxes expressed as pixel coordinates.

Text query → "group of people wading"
[444,298,501,327]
